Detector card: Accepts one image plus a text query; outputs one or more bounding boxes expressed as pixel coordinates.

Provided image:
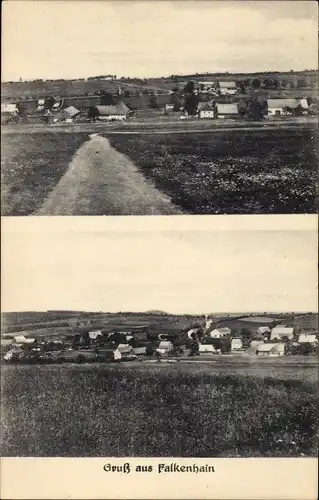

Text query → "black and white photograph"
[1,1,318,498]
[1,0,318,216]
[1,218,318,458]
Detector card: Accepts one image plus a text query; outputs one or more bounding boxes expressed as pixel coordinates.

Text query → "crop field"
[1,132,88,215]
[109,128,318,214]
[1,361,318,457]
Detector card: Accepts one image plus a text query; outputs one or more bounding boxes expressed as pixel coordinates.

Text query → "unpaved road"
[36,135,182,215]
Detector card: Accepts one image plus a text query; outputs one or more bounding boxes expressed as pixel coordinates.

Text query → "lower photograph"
[1,216,318,459]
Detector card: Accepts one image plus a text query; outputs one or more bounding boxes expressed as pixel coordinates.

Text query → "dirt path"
[36,135,182,215]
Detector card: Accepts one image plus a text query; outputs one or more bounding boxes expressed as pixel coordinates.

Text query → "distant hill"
[145,310,169,315]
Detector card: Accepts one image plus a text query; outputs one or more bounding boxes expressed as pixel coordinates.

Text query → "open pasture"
[108,127,318,214]
[1,132,88,215]
[1,359,318,457]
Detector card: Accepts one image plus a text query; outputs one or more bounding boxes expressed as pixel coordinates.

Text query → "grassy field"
[1,132,88,215]
[2,126,317,215]
[1,361,318,457]
[108,128,318,214]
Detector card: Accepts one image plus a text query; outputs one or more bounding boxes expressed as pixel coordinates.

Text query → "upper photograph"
[1,0,318,216]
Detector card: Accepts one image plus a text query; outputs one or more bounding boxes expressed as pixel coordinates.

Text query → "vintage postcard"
[1,1,318,499]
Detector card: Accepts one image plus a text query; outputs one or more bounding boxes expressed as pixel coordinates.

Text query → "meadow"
[109,128,318,214]
[1,132,88,215]
[1,362,318,457]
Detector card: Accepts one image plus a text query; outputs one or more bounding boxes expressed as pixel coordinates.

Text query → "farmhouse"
[37,99,45,112]
[209,327,231,338]
[93,101,130,121]
[198,102,216,119]
[133,346,147,355]
[267,98,308,117]
[63,105,81,122]
[1,103,18,114]
[231,338,243,351]
[198,344,216,354]
[218,81,237,95]
[4,347,25,361]
[216,103,239,118]
[13,334,36,344]
[95,346,122,361]
[248,340,265,354]
[165,104,175,111]
[88,330,102,340]
[270,326,294,341]
[256,326,271,336]
[298,333,318,345]
[197,81,217,93]
[117,343,133,355]
[256,343,285,356]
[156,340,174,355]
[1,103,19,123]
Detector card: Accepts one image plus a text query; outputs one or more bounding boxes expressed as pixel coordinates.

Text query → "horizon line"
[2,68,318,84]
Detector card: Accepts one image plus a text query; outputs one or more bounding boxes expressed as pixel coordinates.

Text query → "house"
[133,346,147,355]
[209,327,231,338]
[13,334,36,344]
[257,326,271,336]
[165,104,175,111]
[218,81,237,95]
[4,347,25,361]
[248,340,265,354]
[1,103,18,114]
[88,330,102,341]
[216,103,239,118]
[63,106,81,122]
[256,343,285,356]
[231,338,243,351]
[53,106,81,124]
[267,98,308,117]
[298,334,318,345]
[197,81,217,93]
[156,340,174,355]
[98,346,122,362]
[198,102,216,119]
[198,344,216,354]
[1,103,19,123]
[270,326,294,341]
[94,101,130,121]
[117,344,133,355]
[37,99,45,112]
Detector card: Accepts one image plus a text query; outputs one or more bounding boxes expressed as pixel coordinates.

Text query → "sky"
[2,217,317,315]
[2,1,318,81]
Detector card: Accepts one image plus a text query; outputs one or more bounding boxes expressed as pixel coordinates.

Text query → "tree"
[88,106,99,122]
[148,94,159,109]
[238,81,246,93]
[169,92,182,111]
[124,90,131,97]
[45,96,55,110]
[246,98,266,120]
[184,93,198,116]
[251,78,261,89]
[100,92,116,105]
[189,341,199,356]
[238,100,247,117]
[184,80,195,94]
[240,328,253,346]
